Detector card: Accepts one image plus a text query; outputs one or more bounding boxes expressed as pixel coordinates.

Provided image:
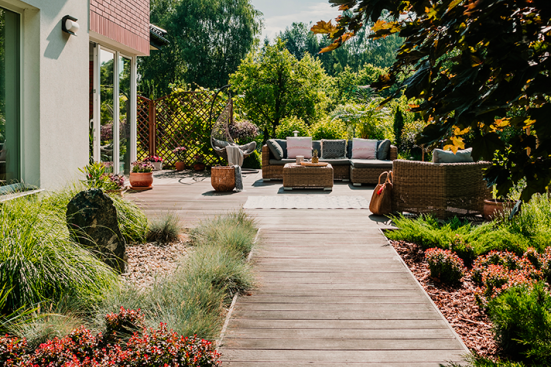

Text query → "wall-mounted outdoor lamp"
[62,15,79,36]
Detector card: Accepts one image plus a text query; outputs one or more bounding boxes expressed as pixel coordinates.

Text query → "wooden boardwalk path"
[128,170,469,366]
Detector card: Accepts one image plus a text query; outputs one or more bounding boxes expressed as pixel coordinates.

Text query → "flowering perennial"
[144,156,163,163]
[228,120,259,143]
[131,161,154,173]
[425,248,466,284]
[0,308,220,367]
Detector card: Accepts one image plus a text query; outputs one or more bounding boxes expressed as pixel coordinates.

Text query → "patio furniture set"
[262,137,491,218]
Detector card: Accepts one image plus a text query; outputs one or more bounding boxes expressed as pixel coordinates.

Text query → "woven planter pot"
[211,166,235,192]
[129,172,153,188]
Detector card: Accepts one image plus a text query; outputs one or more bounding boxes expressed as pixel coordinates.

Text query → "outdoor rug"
[243,195,370,209]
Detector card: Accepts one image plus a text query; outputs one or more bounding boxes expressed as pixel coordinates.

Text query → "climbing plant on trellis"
[136,91,228,168]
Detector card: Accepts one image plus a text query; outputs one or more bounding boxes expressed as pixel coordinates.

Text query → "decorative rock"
[66,189,126,273]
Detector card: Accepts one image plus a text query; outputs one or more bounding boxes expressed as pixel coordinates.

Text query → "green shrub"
[275,116,309,139]
[146,212,181,244]
[425,248,465,284]
[0,195,118,313]
[487,284,551,364]
[242,149,262,169]
[96,211,257,340]
[309,117,347,140]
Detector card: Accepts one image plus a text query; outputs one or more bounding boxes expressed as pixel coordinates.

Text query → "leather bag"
[369,171,393,215]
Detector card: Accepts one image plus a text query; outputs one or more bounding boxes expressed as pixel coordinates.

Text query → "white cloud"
[261,2,340,40]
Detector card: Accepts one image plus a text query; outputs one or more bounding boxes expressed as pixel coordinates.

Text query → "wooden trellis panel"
[137,91,228,168]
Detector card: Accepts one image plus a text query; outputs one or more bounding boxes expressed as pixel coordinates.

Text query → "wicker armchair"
[392,160,492,219]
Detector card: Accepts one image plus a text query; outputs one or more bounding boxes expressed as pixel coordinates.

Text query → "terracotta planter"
[483,199,513,221]
[194,163,205,171]
[129,172,153,188]
[175,162,186,171]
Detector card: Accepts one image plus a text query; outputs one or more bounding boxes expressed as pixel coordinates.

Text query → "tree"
[138,0,262,96]
[314,0,551,199]
[278,21,402,76]
[230,39,330,138]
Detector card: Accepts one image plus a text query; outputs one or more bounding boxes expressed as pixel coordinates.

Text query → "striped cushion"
[352,138,377,159]
[286,137,312,159]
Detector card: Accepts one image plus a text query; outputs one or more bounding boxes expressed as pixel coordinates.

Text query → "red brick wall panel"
[90,0,150,55]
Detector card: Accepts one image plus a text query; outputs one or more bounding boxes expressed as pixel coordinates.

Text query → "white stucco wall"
[1,0,89,189]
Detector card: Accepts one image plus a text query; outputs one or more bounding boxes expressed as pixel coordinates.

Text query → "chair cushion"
[274,139,288,158]
[352,138,377,159]
[269,158,296,165]
[267,139,284,160]
[377,139,391,160]
[322,139,347,159]
[350,159,393,169]
[319,158,351,166]
[432,148,474,163]
[239,141,257,155]
[287,137,312,159]
[213,138,231,149]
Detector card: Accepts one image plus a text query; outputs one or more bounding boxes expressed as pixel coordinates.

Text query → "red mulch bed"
[390,240,498,359]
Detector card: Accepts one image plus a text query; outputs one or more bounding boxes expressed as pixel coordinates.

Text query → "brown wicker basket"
[211,166,235,192]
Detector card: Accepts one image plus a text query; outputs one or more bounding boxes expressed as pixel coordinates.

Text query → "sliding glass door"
[0,7,20,185]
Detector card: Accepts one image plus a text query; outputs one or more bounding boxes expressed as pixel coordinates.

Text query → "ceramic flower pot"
[194,163,205,171]
[129,172,153,188]
[152,161,163,171]
[483,199,513,221]
[175,162,186,171]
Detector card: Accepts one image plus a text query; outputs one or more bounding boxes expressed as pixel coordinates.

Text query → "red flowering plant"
[144,156,163,163]
[1,308,221,367]
[425,248,466,284]
[471,250,545,307]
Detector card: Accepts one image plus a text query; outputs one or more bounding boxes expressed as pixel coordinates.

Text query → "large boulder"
[66,189,126,273]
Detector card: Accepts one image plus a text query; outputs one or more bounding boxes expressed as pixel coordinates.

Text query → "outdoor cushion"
[352,138,377,159]
[433,148,474,163]
[322,139,347,159]
[274,139,288,158]
[213,138,231,149]
[287,137,312,159]
[377,139,391,160]
[269,158,296,165]
[267,139,284,160]
[319,158,350,166]
[350,159,393,169]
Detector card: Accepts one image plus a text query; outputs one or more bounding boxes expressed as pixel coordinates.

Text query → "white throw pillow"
[286,137,312,159]
[352,138,377,159]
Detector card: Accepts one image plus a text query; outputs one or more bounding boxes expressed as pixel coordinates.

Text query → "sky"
[250,0,341,41]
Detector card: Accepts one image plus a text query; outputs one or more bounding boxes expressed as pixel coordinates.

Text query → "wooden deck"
[127,169,469,366]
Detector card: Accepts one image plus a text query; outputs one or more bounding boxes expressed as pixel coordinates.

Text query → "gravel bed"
[122,235,191,290]
[390,240,498,359]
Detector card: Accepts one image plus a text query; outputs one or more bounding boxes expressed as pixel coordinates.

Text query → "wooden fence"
[137,91,228,168]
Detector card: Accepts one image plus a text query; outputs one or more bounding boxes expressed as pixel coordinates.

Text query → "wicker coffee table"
[282,163,333,191]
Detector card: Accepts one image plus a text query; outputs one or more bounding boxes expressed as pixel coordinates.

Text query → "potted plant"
[193,154,205,171]
[173,146,187,171]
[145,155,163,171]
[483,187,514,220]
[79,162,126,195]
[129,160,154,188]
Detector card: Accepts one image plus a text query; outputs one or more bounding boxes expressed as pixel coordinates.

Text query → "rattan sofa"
[262,139,397,185]
[391,160,492,219]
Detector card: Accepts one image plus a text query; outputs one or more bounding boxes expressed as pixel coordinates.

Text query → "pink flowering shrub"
[0,308,220,367]
[425,248,466,284]
[144,156,163,163]
[229,120,259,143]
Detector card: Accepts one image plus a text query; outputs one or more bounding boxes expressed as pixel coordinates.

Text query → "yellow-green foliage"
[310,117,347,140]
[275,116,310,139]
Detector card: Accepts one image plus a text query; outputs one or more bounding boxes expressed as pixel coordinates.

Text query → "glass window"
[0,8,20,185]
[99,50,114,171]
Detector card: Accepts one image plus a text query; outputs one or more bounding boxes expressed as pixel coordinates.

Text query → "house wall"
[0,0,90,189]
[90,0,149,56]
